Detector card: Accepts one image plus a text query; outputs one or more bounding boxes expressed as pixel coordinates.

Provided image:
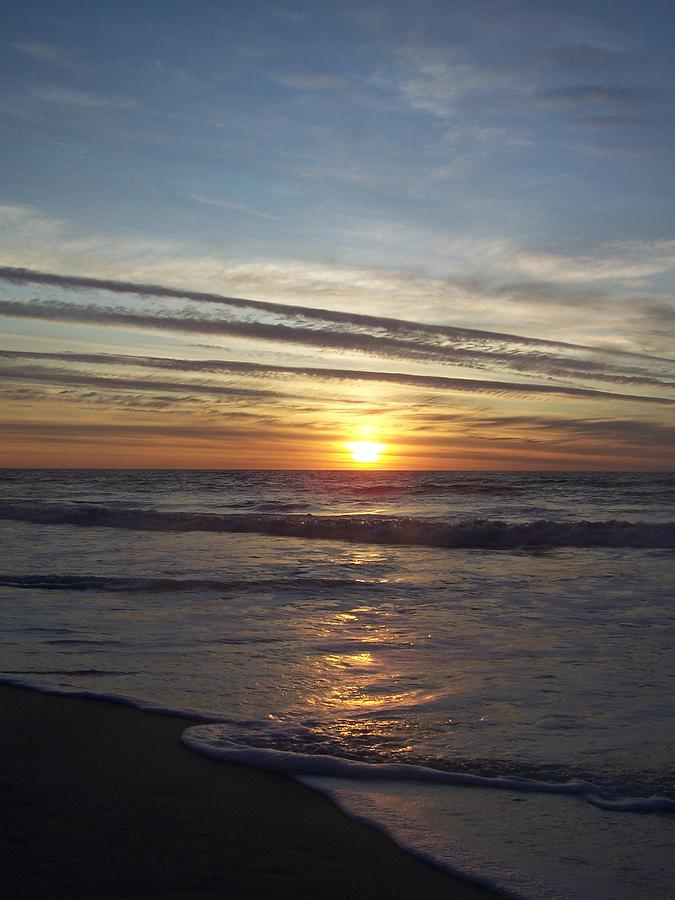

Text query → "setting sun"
[346,441,384,464]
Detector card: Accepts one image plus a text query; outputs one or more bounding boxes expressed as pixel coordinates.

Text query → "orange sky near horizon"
[1,319,672,472]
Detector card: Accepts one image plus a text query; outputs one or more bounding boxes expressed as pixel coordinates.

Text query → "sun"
[346,441,384,465]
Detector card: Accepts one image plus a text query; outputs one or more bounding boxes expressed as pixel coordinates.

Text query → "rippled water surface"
[1,469,673,899]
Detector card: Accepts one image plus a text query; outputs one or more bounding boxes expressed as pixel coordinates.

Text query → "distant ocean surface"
[1,469,674,899]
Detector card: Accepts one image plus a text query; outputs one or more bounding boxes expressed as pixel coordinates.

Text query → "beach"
[0,683,499,899]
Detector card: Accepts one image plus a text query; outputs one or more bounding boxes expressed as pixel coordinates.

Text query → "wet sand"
[0,683,501,899]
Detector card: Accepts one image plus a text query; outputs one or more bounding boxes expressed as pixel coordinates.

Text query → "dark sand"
[0,683,500,899]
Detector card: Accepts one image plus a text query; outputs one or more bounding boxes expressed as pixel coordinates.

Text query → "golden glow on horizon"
[346,441,385,464]
[1,355,671,470]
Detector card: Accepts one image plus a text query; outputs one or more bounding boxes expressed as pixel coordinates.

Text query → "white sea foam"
[180,722,675,814]
[2,672,671,815]
[302,777,675,900]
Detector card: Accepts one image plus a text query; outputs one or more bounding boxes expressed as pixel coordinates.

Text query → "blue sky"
[0,0,673,467]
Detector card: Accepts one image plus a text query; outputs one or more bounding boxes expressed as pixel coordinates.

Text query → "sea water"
[0,469,673,898]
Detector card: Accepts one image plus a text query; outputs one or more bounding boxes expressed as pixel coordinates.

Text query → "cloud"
[379,50,503,119]
[543,43,629,70]
[512,241,675,282]
[184,194,279,221]
[0,204,183,264]
[273,72,347,91]
[0,420,299,443]
[1,205,673,356]
[0,362,285,402]
[2,266,674,399]
[0,385,50,402]
[568,115,658,133]
[29,86,137,109]
[1,347,672,408]
[531,85,669,108]
[0,296,483,365]
[12,42,71,65]
[270,9,308,24]
[5,346,673,393]
[0,265,649,353]
[466,414,675,450]
[407,410,675,460]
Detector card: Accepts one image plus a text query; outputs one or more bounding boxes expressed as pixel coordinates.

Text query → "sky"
[0,0,674,469]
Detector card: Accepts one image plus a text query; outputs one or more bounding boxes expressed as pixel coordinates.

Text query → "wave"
[3,668,129,677]
[252,501,312,512]
[1,501,674,548]
[350,480,522,496]
[0,573,375,592]
[441,482,522,494]
[182,723,675,814]
[350,485,405,496]
[1,675,672,816]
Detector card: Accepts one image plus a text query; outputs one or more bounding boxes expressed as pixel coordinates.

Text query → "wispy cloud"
[4,352,672,463]
[273,71,347,91]
[531,85,669,108]
[568,115,659,134]
[512,241,675,282]
[12,41,71,65]
[30,86,137,109]
[543,43,629,71]
[409,410,675,456]
[375,49,504,120]
[0,296,528,369]
[0,362,284,402]
[0,420,303,444]
[0,265,639,353]
[184,194,279,221]
[2,3,673,468]
[0,263,569,349]
[1,205,673,355]
[270,8,308,25]
[1,345,672,408]
[1,265,674,414]
[6,346,670,392]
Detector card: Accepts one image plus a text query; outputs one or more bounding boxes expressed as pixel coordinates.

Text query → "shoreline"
[0,682,502,899]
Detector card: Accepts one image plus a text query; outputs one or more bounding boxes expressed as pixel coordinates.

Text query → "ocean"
[1,469,673,899]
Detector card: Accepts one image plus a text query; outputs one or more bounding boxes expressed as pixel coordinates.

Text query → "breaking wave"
[1,501,674,549]
[182,721,675,814]
[1,675,672,815]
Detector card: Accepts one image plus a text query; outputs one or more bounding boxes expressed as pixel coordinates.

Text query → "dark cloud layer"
[0,363,284,401]
[1,289,673,395]
[3,266,670,364]
[1,348,673,407]
[532,85,669,108]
